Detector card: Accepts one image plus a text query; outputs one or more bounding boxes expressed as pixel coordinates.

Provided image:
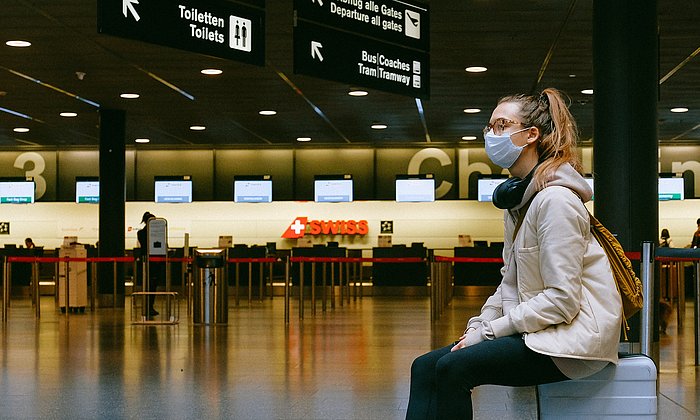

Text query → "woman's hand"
[450,327,484,351]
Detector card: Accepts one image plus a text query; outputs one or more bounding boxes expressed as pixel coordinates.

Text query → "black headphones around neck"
[491,166,538,209]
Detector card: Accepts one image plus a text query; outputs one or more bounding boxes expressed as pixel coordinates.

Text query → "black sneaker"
[149,309,159,316]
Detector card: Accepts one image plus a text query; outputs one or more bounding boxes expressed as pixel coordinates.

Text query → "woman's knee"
[411,352,435,377]
[435,350,478,390]
[435,354,461,385]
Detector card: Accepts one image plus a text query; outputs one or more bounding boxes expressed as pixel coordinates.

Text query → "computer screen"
[314,175,353,202]
[234,175,272,203]
[76,177,99,204]
[0,178,35,204]
[154,176,192,203]
[658,176,684,201]
[395,174,435,202]
[476,175,508,202]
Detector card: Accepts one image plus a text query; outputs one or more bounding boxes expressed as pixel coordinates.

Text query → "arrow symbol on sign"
[312,0,324,6]
[311,41,324,62]
[123,0,141,22]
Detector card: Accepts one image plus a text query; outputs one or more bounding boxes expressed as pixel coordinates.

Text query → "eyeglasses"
[483,118,524,136]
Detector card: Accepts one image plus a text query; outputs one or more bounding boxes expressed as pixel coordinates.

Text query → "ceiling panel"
[0,0,697,149]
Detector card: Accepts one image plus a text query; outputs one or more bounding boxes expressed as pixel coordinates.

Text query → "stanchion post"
[345,260,351,305]
[330,262,335,310]
[235,262,240,307]
[3,256,9,321]
[268,260,273,300]
[248,261,253,304]
[142,256,148,319]
[90,261,96,312]
[64,258,70,316]
[640,241,654,358]
[311,261,318,315]
[284,256,290,323]
[677,262,685,331]
[33,259,40,319]
[359,259,364,299]
[165,252,171,294]
[429,257,436,322]
[258,261,264,303]
[299,261,304,319]
[321,262,327,312]
[339,260,345,307]
[113,260,118,309]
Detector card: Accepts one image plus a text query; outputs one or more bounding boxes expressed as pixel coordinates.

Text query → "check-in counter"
[2,246,44,295]
[371,244,427,286]
[453,246,503,286]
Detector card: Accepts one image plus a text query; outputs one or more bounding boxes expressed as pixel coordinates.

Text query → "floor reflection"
[0,295,698,418]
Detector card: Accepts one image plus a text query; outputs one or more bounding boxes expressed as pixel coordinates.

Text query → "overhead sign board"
[294,0,429,98]
[294,20,429,98]
[295,0,429,51]
[97,0,265,66]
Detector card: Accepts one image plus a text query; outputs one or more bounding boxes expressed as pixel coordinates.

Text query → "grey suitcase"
[537,354,657,419]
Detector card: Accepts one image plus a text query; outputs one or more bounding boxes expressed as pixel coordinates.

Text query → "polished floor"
[1,292,698,419]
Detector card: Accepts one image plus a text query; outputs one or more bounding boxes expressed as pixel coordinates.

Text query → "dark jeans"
[406,334,568,420]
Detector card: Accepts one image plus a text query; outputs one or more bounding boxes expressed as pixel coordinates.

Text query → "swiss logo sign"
[282,217,368,239]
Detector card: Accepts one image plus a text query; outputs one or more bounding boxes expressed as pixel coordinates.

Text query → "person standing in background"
[691,218,700,248]
[137,212,161,317]
[659,229,673,247]
[24,237,35,249]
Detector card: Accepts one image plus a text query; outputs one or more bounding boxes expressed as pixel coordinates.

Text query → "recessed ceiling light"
[201,69,223,75]
[120,93,140,99]
[465,66,487,73]
[463,108,481,114]
[189,125,206,131]
[581,89,594,95]
[296,137,312,142]
[60,112,78,117]
[371,123,388,130]
[6,40,31,48]
[461,136,477,141]
[670,107,689,113]
[134,138,150,143]
[13,127,29,133]
[259,110,277,116]
[348,89,368,97]
[569,74,577,78]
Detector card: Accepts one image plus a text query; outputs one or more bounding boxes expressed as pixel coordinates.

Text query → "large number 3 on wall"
[14,152,46,200]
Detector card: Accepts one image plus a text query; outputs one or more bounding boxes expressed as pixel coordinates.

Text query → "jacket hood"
[516,163,592,210]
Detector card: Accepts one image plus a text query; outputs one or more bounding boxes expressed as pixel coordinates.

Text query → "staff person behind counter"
[406,88,623,419]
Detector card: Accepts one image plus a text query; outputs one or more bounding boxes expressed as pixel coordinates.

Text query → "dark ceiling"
[0,0,698,149]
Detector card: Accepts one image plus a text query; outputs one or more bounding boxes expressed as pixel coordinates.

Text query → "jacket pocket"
[516,245,543,299]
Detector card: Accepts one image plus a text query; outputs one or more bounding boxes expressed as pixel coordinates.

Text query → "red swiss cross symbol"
[281,217,308,239]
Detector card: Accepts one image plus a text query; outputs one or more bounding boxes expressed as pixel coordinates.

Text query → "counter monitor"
[234,175,272,203]
[314,175,353,203]
[155,176,192,203]
[76,177,99,204]
[0,178,35,204]
[396,174,435,202]
[476,175,508,202]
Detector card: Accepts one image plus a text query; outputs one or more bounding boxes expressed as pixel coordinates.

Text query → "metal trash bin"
[193,249,227,324]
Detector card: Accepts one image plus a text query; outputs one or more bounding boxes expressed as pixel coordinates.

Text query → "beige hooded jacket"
[467,163,623,366]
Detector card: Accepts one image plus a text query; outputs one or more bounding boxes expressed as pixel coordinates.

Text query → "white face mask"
[484,127,529,168]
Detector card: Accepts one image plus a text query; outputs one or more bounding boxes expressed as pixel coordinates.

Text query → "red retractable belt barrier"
[6,256,134,263]
[433,256,504,263]
[228,257,278,263]
[289,256,424,263]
